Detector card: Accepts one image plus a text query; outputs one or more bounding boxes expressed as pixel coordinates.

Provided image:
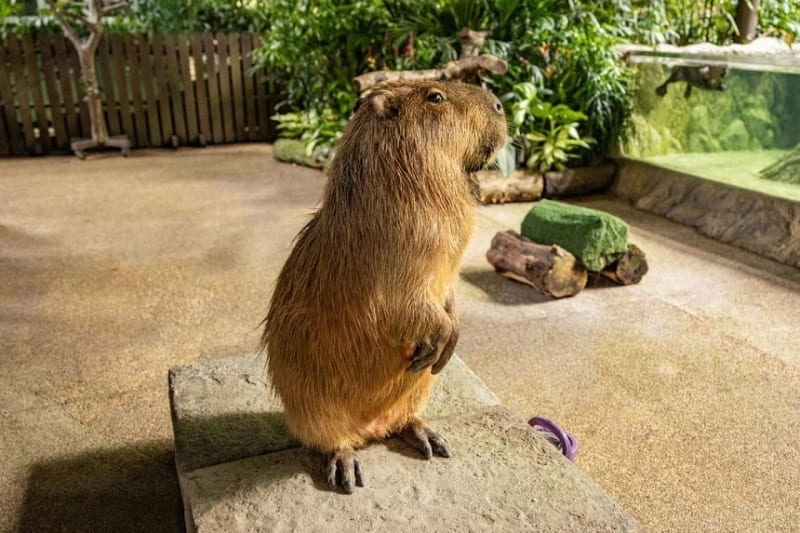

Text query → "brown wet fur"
[261,81,507,469]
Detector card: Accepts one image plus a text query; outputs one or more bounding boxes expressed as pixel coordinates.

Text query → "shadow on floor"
[17,441,184,533]
[462,268,623,305]
[461,269,552,305]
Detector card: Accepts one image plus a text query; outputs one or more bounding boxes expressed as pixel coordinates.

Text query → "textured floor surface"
[1,145,798,532]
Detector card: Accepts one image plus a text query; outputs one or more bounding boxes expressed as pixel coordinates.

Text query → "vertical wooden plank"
[38,33,67,150]
[97,35,120,136]
[137,34,161,146]
[164,34,187,144]
[203,33,223,143]
[110,34,135,145]
[215,32,235,143]
[252,35,271,141]
[151,34,174,144]
[52,34,80,142]
[178,35,200,144]
[6,35,36,153]
[227,32,247,142]
[64,38,90,138]
[0,110,8,156]
[124,33,148,146]
[190,34,211,145]
[239,33,258,142]
[21,33,51,152]
[0,36,24,155]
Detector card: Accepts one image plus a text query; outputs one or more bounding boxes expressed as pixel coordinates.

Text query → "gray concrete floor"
[1,144,798,532]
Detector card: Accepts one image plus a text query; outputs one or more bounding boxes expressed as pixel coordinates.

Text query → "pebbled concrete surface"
[2,144,799,532]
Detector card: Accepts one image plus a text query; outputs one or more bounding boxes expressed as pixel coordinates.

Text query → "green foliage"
[507,82,593,172]
[253,0,396,118]
[108,0,270,34]
[0,0,271,35]
[272,107,348,160]
[0,0,19,35]
[255,0,630,170]
[622,0,800,46]
[759,0,800,43]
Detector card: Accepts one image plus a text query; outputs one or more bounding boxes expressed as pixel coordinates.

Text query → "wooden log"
[477,170,543,204]
[352,54,507,92]
[486,230,587,298]
[457,28,490,58]
[543,162,617,198]
[759,143,800,184]
[600,243,649,285]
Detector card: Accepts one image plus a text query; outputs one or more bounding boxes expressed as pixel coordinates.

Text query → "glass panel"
[623,53,800,201]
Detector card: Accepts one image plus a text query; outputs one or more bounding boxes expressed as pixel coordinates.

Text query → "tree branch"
[44,0,81,46]
[352,54,508,92]
[101,1,128,14]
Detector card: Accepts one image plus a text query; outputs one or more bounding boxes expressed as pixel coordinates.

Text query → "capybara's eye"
[426,91,446,104]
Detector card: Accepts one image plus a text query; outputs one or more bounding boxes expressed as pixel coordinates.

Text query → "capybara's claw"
[326,448,364,494]
[407,340,438,372]
[399,419,452,459]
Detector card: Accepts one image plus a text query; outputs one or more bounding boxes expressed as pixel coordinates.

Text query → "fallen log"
[486,230,588,298]
[352,54,508,92]
[543,163,617,198]
[600,243,649,285]
[477,170,543,204]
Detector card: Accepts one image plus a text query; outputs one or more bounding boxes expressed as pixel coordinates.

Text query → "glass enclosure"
[623,51,800,201]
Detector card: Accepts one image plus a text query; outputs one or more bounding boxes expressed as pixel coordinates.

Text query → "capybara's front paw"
[407,308,456,374]
[398,418,452,459]
[326,448,364,494]
[407,339,440,372]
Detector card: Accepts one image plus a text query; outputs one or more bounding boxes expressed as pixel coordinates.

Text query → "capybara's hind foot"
[399,418,452,459]
[326,448,364,494]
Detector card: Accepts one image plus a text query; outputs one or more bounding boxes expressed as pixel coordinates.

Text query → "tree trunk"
[78,43,109,144]
[45,0,129,155]
[486,230,587,298]
[734,0,761,44]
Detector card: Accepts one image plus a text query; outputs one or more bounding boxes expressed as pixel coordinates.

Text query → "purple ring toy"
[528,416,578,463]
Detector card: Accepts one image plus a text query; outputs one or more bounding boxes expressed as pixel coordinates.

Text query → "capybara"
[262,80,507,493]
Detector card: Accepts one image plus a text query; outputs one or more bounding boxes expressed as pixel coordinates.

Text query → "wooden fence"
[0,32,278,156]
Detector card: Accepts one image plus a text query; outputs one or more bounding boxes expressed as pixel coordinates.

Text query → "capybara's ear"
[369,91,399,120]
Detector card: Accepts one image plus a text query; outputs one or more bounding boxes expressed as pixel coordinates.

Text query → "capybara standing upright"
[262,80,507,493]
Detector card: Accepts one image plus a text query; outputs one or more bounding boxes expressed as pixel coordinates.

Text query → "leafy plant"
[507,82,593,172]
[272,108,348,160]
[524,107,593,172]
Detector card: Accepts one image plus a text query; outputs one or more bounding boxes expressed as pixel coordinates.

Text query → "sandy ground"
[1,144,799,532]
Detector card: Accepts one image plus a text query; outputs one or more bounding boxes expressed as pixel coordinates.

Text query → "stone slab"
[181,406,643,533]
[170,354,642,532]
[613,158,800,267]
[169,353,500,473]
